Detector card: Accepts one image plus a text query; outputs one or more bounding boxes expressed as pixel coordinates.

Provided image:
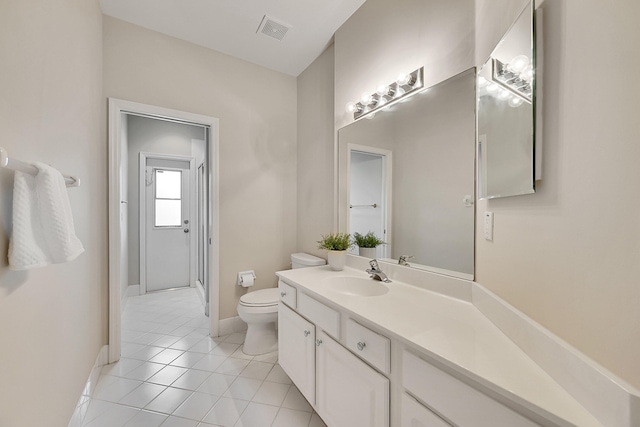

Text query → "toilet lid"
[239,288,280,307]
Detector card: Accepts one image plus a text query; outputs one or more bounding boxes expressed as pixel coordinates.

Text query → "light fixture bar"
[492,59,532,103]
[350,67,424,120]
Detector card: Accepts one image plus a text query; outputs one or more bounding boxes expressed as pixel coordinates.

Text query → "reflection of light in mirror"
[487,83,499,93]
[365,112,376,119]
[395,86,406,98]
[499,89,510,100]
[478,76,488,87]
[508,96,524,107]
[521,64,533,82]
[508,55,529,73]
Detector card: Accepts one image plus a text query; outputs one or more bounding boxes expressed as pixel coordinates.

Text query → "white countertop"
[276,265,602,427]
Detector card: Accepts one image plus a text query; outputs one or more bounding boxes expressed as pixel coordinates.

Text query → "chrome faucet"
[366,259,391,283]
[398,255,413,267]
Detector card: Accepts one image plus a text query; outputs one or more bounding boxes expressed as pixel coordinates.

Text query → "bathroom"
[0,0,639,426]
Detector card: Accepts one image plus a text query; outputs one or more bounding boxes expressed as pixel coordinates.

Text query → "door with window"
[144,156,193,292]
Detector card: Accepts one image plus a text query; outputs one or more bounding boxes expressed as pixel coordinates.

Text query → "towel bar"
[0,147,80,187]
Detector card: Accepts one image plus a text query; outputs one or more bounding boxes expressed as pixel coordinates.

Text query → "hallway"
[81,289,326,427]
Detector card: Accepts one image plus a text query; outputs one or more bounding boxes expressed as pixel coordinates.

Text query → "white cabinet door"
[278,304,316,405]
[317,331,389,427]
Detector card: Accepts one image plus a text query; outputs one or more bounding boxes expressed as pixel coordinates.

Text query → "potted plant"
[317,232,353,271]
[353,231,385,259]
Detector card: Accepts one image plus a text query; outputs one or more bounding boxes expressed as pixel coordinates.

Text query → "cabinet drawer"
[401,393,451,427]
[298,293,340,339]
[346,319,390,375]
[402,351,538,427]
[278,280,297,309]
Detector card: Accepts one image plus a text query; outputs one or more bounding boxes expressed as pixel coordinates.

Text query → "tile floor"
[82,288,327,427]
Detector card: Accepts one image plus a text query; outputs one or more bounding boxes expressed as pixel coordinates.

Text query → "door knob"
[184,228,189,233]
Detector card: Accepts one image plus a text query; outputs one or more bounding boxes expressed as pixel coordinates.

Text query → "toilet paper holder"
[238,270,257,287]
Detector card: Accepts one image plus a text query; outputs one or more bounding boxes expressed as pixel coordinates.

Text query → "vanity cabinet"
[317,330,389,427]
[402,351,539,427]
[277,304,316,404]
[278,293,389,427]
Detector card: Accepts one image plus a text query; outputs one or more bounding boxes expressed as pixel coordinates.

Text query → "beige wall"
[103,17,298,319]
[296,45,336,257]
[475,0,640,388]
[0,0,106,426]
[298,0,640,389]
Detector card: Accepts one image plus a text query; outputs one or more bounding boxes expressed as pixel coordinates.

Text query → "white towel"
[8,161,84,270]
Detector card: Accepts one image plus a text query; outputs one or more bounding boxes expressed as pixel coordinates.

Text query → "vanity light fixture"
[346,67,424,120]
[492,57,532,103]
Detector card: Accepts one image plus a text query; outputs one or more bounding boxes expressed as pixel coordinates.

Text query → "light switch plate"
[484,212,493,241]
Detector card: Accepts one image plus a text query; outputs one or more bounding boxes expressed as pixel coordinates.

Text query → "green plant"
[353,231,386,248]
[317,232,353,251]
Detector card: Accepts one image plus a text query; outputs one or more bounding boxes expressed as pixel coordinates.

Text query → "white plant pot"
[327,250,347,271]
[358,247,377,259]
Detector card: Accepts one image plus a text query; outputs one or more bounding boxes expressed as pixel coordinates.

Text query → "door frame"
[139,153,196,295]
[108,98,220,363]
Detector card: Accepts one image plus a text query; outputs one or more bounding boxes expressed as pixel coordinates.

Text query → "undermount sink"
[323,276,389,297]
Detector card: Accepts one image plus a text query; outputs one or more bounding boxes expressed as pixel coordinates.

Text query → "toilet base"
[242,322,278,356]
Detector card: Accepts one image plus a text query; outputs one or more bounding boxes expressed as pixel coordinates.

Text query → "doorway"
[108,98,220,363]
[347,144,392,259]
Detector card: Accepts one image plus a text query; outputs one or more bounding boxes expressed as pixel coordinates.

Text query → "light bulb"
[508,96,524,107]
[376,85,388,96]
[521,65,534,82]
[499,89,510,100]
[345,102,357,113]
[487,83,499,93]
[508,55,530,73]
[360,92,373,105]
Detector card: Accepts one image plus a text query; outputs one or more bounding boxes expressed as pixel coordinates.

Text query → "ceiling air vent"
[257,15,291,41]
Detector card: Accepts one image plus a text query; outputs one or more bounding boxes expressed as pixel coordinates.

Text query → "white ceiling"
[99,0,367,76]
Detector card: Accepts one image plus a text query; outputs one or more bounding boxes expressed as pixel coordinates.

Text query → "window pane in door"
[156,170,181,199]
[155,200,181,227]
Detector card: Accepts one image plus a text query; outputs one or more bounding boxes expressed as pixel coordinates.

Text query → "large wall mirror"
[477,1,538,199]
[338,69,476,280]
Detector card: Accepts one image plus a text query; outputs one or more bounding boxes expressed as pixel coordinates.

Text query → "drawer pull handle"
[280,291,286,297]
[357,341,366,351]
[316,339,323,347]
[304,330,310,337]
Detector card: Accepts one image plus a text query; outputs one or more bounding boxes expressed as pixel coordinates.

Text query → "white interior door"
[144,157,192,292]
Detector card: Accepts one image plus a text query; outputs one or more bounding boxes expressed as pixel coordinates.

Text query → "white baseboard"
[126,284,140,298]
[68,345,109,427]
[219,316,247,336]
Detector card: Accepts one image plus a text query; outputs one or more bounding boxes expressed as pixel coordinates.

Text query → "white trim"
[219,316,248,336]
[67,345,109,427]
[108,98,220,364]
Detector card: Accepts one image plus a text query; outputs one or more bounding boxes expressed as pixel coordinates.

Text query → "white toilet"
[237,252,326,355]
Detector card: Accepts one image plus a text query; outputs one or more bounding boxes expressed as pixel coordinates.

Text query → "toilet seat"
[239,288,279,308]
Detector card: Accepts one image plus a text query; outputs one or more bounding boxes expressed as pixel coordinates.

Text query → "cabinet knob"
[357,341,366,351]
[280,291,286,297]
[304,330,310,337]
[316,339,323,347]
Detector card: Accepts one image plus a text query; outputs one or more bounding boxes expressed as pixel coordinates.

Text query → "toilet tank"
[291,252,326,269]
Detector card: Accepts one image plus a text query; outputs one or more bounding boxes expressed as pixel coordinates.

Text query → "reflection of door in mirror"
[348,146,392,259]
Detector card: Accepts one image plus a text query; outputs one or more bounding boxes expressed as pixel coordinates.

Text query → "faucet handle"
[369,259,379,270]
[398,255,414,266]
